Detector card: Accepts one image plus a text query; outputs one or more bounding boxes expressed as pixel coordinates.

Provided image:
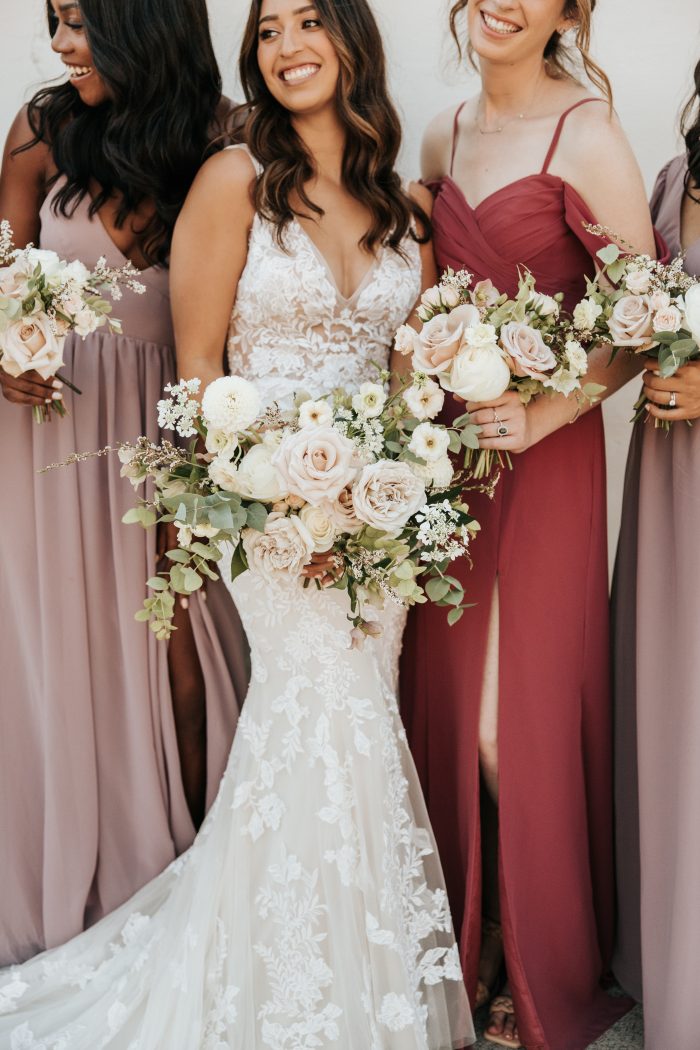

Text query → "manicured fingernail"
[44,397,52,404]
[51,391,63,401]
[52,379,63,390]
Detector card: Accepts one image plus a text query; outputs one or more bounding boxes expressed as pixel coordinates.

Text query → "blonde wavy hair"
[449,0,613,106]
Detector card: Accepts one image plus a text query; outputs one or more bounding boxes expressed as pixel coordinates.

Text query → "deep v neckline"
[84,193,156,275]
[292,218,381,303]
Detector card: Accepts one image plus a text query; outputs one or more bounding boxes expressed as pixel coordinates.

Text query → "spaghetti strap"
[224,142,263,177]
[541,97,607,174]
[449,102,467,177]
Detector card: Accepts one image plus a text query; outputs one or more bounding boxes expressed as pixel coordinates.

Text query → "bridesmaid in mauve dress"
[0,0,246,966]
[401,3,657,1048]
[613,64,700,1050]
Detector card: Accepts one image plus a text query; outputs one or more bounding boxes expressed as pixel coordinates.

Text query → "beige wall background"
[2,0,699,560]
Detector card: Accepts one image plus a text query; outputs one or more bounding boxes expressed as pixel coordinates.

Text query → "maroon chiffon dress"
[400,99,632,1050]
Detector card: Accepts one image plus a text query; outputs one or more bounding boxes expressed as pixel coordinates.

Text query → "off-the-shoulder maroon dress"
[400,99,632,1050]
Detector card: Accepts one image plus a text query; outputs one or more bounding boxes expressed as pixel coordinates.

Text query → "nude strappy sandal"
[483,994,523,1048]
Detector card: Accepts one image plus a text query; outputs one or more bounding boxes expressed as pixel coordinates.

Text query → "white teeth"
[482,11,520,34]
[281,64,319,84]
[67,65,93,77]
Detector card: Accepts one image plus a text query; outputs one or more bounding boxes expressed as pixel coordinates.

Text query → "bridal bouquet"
[582,226,700,428]
[114,374,482,644]
[0,220,145,422]
[395,268,604,477]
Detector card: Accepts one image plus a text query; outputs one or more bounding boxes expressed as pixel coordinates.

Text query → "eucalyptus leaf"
[447,607,465,626]
[165,548,190,563]
[425,577,451,602]
[597,244,621,266]
[122,506,156,528]
[246,502,269,533]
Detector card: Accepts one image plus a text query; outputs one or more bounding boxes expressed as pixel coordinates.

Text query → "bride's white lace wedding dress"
[0,148,474,1050]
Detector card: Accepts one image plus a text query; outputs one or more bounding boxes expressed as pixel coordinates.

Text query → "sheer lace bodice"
[226,148,422,407]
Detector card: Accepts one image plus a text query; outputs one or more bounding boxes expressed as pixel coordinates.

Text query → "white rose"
[683,284,700,344]
[625,268,653,295]
[201,375,261,434]
[323,487,363,536]
[299,504,337,552]
[439,285,461,309]
[0,312,64,379]
[403,378,445,421]
[649,290,671,312]
[298,399,333,428]
[24,248,62,279]
[443,344,511,403]
[242,511,314,579]
[272,424,358,506]
[205,427,239,459]
[652,306,683,334]
[499,322,557,381]
[231,443,288,502]
[61,259,90,287]
[394,324,419,357]
[73,308,100,337]
[352,460,426,536]
[0,262,31,299]
[528,292,559,318]
[413,304,480,374]
[208,456,240,491]
[608,295,654,347]
[573,297,603,332]
[352,382,386,418]
[408,422,451,463]
[564,339,589,376]
[420,285,443,310]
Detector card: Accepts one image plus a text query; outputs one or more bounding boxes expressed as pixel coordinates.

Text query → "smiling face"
[256,0,340,117]
[467,0,576,65]
[49,0,109,106]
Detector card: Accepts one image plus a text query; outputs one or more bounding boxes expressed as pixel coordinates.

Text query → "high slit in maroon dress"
[400,99,633,1050]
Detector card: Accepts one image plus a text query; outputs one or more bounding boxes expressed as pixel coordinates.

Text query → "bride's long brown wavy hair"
[234,0,429,253]
[449,0,612,105]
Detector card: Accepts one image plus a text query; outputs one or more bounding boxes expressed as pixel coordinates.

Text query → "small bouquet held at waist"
[394,267,605,478]
[107,372,488,645]
[0,220,145,423]
[582,225,700,429]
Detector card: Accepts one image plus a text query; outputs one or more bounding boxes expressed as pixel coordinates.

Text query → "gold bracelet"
[568,392,584,425]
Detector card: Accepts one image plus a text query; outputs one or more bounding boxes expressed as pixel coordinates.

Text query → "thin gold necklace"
[475,79,543,135]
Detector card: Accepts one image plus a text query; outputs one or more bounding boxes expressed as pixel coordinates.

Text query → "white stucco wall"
[2,0,699,557]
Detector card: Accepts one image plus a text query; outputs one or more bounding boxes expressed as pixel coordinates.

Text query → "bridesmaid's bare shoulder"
[0,106,53,246]
[421,101,472,182]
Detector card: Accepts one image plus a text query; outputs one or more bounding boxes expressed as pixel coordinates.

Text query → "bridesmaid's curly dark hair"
[681,59,700,203]
[16,0,226,266]
[449,0,612,105]
[234,0,429,254]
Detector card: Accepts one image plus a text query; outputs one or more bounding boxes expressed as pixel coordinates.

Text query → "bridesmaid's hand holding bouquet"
[395,268,605,477]
[0,220,145,423]
[584,225,700,428]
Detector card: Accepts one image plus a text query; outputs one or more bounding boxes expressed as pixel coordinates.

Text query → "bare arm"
[0,106,57,407]
[390,181,438,383]
[171,148,256,392]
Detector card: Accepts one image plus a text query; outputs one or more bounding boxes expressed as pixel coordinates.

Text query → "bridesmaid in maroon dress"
[400,2,656,1048]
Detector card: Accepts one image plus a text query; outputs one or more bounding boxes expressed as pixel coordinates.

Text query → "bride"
[0,1,474,1046]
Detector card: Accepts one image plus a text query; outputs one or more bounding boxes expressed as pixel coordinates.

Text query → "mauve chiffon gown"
[0,182,248,966]
[613,155,700,1050]
[400,99,633,1050]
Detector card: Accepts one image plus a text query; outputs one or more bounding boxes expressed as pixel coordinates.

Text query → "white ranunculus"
[272,424,358,506]
[205,427,239,459]
[352,382,386,418]
[201,375,261,434]
[443,344,511,403]
[242,512,314,580]
[24,248,62,279]
[625,268,653,295]
[352,460,426,536]
[393,324,419,357]
[231,443,287,502]
[403,378,445,421]
[573,297,603,332]
[0,312,64,379]
[652,306,683,334]
[298,399,333,428]
[408,422,451,463]
[299,504,337,552]
[683,284,700,344]
[73,308,101,338]
[564,339,589,376]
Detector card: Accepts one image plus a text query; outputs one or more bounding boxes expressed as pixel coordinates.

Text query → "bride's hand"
[302,551,343,587]
[465,390,532,453]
